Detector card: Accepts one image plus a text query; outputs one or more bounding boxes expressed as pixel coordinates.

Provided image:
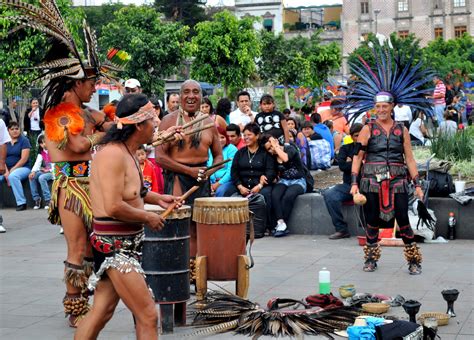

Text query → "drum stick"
[180,114,209,129]
[160,185,200,219]
[151,123,215,146]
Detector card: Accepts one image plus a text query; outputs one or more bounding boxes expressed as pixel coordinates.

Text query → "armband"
[354,142,367,155]
[86,133,102,150]
[351,172,359,186]
[95,117,107,132]
[412,174,421,188]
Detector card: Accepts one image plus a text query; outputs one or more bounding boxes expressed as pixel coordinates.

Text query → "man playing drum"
[75,94,182,340]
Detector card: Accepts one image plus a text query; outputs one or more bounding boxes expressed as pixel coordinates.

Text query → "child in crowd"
[28,134,53,209]
[255,94,289,145]
[136,145,159,193]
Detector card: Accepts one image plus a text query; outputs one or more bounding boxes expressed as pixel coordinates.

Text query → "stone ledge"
[287,194,474,240]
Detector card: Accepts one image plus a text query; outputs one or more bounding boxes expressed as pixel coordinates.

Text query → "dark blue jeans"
[323,183,353,234]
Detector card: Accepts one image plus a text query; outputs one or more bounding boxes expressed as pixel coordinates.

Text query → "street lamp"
[374,9,381,33]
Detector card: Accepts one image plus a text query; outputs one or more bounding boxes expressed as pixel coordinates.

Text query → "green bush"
[430,129,473,162]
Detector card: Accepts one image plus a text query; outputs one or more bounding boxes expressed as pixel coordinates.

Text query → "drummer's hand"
[145,212,165,230]
[156,194,182,209]
[350,184,359,196]
[165,126,184,141]
[415,186,424,202]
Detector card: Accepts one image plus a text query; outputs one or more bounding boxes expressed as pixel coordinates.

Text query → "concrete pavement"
[0,208,472,339]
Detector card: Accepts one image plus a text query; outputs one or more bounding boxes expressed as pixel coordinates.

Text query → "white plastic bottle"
[319,267,331,294]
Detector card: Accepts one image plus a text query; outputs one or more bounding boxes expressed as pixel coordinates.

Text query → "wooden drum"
[193,197,249,280]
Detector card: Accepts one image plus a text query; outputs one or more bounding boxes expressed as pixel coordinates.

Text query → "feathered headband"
[1,0,130,108]
[345,34,434,122]
[116,101,156,129]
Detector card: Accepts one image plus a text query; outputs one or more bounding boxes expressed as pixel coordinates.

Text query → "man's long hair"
[100,94,149,144]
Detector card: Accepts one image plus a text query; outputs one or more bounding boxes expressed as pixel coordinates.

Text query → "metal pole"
[374,9,381,33]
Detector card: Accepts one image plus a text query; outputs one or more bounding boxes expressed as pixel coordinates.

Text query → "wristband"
[351,172,359,185]
[412,174,421,188]
[87,133,102,150]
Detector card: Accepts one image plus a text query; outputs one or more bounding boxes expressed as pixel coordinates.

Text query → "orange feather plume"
[44,102,84,144]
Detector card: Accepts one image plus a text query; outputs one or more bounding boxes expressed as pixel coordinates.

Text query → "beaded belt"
[53,160,91,179]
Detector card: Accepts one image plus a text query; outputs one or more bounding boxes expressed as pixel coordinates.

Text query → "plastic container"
[454,181,466,194]
[319,268,331,294]
[448,212,456,240]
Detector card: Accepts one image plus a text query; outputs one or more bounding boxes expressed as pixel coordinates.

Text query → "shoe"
[44,200,50,210]
[60,227,64,234]
[408,263,422,275]
[274,229,289,237]
[329,231,350,240]
[363,260,377,272]
[275,220,287,232]
[33,198,42,210]
[0,225,5,233]
[16,204,27,211]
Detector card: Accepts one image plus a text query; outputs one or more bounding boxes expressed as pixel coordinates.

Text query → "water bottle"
[448,212,456,240]
[319,267,331,294]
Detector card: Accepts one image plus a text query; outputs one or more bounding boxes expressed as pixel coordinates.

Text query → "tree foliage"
[99,5,189,95]
[0,0,84,92]
[422,34,474,81]
[190,10,260,96]
[154,0,208,37]
[81,3,125,39]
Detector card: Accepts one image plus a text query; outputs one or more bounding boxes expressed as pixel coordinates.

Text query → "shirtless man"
[75,94,181,340]
[44,77,113,327]
[156,80,223,257]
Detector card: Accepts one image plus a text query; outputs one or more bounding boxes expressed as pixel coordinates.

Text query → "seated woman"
[225,123,276,233]
[0,122,31,210]
[203,97,227,130]
[261,135,306,237]
[409,111,428,146]
[207,126,238,197]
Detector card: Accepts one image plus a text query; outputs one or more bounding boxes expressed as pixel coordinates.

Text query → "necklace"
[122,142,148,198]
[247,146,259,164]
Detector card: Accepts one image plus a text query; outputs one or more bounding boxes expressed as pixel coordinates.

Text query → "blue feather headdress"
[346,35,434,122]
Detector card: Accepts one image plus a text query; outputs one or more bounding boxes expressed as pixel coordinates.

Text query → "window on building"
[398,30,409,38]
[454,26,467,38]
[453,0,466,7]
[398,0,409,11]
[361,1,369,14]
[263,18,273,32]
[434,27,443,39]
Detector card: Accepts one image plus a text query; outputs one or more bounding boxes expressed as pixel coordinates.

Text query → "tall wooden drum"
[142,204,191,332]
[193,197,249,280]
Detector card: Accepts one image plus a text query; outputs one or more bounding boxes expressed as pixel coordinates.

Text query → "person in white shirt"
[0,118,11,233]
[229,90,257,130]
[24,98,43,141]
[393,103,412,129]
[409,111,427,146]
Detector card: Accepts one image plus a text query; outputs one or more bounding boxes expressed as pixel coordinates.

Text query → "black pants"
[272,183,305,222]
[224,184,273,229]
[363,192,415,245]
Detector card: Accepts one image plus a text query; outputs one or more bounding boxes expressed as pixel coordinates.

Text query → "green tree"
[258,31,311,109]
[154,0,208,37]
[0,0,84,92]
[81,3,125,39]
[422,34,474,82]
[190,10,261,97]
[99,5,189,95]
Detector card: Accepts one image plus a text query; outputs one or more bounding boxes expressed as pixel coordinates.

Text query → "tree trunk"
[223,85,228,98]
[284,84,290,109]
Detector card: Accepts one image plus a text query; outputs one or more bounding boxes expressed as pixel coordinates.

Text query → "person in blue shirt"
[311,113,335,159]
[207,126,238,197]
[0,121,31,210]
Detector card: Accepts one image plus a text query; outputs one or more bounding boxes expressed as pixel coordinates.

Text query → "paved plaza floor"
[0,208,472,340]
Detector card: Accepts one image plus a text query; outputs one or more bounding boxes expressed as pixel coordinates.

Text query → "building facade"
[234,0,285,33]
[342,0,473,75]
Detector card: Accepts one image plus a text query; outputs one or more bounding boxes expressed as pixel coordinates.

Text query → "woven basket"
[361,303,390,314]
[418,312,450,326]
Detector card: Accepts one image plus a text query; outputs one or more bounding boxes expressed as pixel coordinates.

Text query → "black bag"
[428,170,455,197]
[303,165,314,193]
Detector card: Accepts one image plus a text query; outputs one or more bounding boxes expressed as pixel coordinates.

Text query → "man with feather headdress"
[346,36,433,276]
[1,0,129,327]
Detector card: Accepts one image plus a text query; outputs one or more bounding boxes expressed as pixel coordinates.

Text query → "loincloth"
[49,161,92,232]
[88,218,145,291]
[163,161,210,206]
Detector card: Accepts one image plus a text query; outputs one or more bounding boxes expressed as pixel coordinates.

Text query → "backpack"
[428,170,455,197]
[308,139,331,170]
